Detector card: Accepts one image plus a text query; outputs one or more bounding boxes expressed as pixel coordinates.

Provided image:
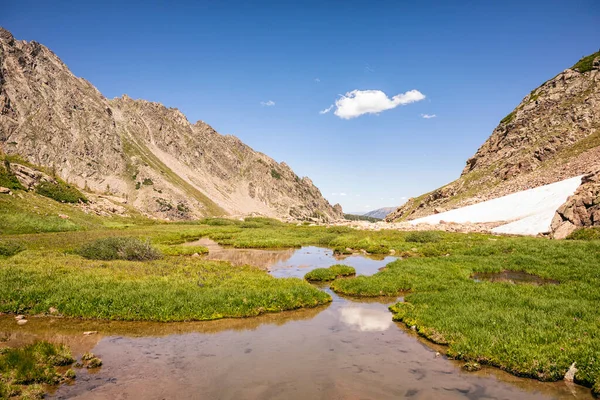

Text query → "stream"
[0,243,591,399]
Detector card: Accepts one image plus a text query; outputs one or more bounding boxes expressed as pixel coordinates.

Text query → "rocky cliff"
[0,27,342,221]
[387,50,600,222]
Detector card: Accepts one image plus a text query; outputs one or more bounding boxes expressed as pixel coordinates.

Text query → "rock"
[191,253,200,258]
[83,331,98,336]
[564,362,578,382]
[433,207,446,214]
[410,325,417,331]
[389,249,396,255]
[58,214,70,219]
[462,362,482,372]
[14,315,25,320]
[16,319,28,325]
[553,221,577,239]
[49,307,58,314]
[0,27,342,223]
[435,352,441,358]
[0,187,11,194]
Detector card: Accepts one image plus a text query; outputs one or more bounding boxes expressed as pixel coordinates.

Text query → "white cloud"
[328,89,425,119]
[340,193,347,196]
[260,100,275,107]
[314,78,320,83]
[421,113,436,119]
[319,104,334,114]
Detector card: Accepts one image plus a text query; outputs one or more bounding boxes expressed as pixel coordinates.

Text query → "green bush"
[405,231,441,243]
[142,178,153,186]
[304,264,356,281]
[270,168,282,179]
[36,181,87,203]
[0,161,23,190]
[0,240,25,257]
[567,227,600,241]
[78,237,162,261]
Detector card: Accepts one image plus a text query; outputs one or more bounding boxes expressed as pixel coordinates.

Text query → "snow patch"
[409,176,584,236]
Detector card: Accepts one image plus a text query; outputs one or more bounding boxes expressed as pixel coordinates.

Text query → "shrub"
[270,168,282,179]
[78,237,162,261]
[405,231,442,243]
[142,178,153,186]
[0,241,25,257]
[567,227,600,241]
[305,265,356,282]
[0,161,23,190]
[36,181,87,203]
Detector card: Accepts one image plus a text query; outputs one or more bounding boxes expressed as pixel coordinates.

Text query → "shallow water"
[472,270,560,285]
[0,244,591,399]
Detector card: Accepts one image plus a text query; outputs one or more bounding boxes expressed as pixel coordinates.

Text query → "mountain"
[0,28,342,221]
[387,50,600,223]
[363,207,396,220]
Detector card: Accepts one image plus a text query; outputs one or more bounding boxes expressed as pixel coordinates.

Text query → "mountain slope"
[363,207,396,220]
[0,27,342,221]
[387,50,600,222]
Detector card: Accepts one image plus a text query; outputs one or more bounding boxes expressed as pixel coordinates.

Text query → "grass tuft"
[0,240,25,257]
[77,237,162,261]
[0,341,75,398]
[405,231,441,243]
[36,181,88,203]
[572,50,600,73]
[568,227,600,241]
[305,265,355,281]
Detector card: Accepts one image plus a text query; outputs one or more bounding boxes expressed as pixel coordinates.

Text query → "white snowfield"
[409,175,584,236]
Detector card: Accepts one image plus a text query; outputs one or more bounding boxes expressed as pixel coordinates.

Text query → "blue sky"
[3,1,600,213]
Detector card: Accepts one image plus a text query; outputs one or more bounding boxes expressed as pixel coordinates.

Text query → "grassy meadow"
[1,189,600,394]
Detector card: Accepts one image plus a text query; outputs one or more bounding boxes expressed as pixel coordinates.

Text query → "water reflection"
[339,306,394,332]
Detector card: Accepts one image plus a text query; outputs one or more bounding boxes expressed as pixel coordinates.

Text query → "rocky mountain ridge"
[0,27,342,221]
[387,50,600,223]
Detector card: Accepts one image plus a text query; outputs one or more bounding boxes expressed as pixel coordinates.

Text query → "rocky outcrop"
[387,51,600,223]
[0,27,342,221]
[551,171,600,239]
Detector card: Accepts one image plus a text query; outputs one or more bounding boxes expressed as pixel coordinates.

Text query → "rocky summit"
[387,50,600,225]
[0,27,342,221]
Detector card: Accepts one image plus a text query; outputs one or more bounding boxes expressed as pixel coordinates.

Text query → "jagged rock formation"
[0,27,342,221]
[387,50,600,222]
[551,171,600,239]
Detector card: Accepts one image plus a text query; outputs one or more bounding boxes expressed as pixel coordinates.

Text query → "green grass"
[500,111,516,124]
[572,50,600,73]
[304,265,356,281]
[330,237,600,390]
[157,244,208,256]
[77,237,163,261]
[35,180,88,203]
[2,220,600,394]
[0,161,24,190]
[405,231,441,243]
[0,240,25,257]
[0,247,330,321]
[568,227,600,241]
[0,341,75,399]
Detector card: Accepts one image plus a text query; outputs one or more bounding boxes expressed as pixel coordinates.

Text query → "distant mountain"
[387,50,600,223]
[0,27,343,221]
[363,207,397,220]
